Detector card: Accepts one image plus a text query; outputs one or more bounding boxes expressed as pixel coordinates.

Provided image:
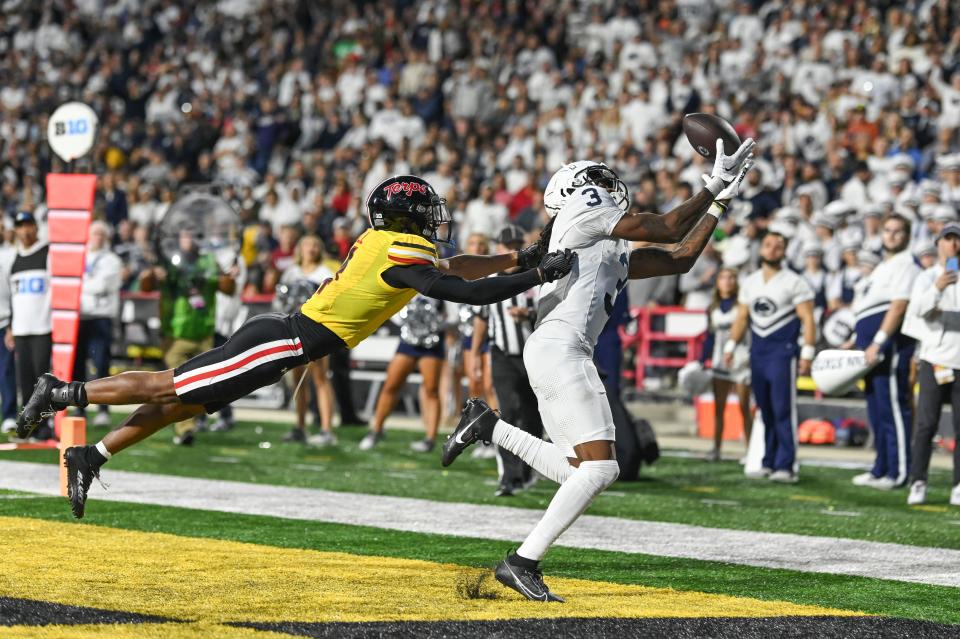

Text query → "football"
[682,113,742,161]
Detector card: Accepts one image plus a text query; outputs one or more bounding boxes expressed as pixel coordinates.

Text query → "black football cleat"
[63,446,104,519]
[494,554,565,602]
[16,374,69,439]
[441,398,499,467]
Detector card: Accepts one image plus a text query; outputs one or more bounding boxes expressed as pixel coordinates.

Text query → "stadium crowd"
[1,1,960,493]
[0,0,958,297]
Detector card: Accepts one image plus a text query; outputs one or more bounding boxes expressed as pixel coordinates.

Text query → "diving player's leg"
[102,402,205,454]
[62,314,335,519]
[87,370,181,405]
[64,401,205,519]
[21,311,310,438]
[16,368,181,438]
[22,312,322,437]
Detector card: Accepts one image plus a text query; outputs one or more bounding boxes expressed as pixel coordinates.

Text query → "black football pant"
[73,317,113,414]
[910,360,960,486]
[491,347,543,486]
[15,333,52,409]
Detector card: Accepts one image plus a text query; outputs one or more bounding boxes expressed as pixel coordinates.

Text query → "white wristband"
[723,339,737,355]
[704,176,725,196]
[800,344,816,361]
[872,330,888,346]
[707,201,727,219]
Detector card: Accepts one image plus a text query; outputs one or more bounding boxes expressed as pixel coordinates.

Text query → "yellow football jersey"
[300,229,438,347]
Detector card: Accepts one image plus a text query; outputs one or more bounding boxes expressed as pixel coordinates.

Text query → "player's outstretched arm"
[610,189,715,244]
[627,211,718,279]
[439,224,552,280]
[384,250,575,305]
[612,138,755,244]
[439,252,519,280]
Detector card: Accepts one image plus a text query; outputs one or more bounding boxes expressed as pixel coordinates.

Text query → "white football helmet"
[543,161,630,217]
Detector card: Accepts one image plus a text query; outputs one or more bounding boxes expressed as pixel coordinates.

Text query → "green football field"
[2,415,959,638]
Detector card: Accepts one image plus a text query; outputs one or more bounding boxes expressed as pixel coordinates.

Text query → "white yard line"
[2,460,960,588]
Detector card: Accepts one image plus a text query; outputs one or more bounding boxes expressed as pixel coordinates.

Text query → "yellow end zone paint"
[911,505,949,513]
[682,485,718,494]
[1,517,863,624]
[0,623,292,639]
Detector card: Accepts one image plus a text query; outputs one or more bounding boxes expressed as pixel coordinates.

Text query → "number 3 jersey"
[536,185,629,348]
[300,229,437,347]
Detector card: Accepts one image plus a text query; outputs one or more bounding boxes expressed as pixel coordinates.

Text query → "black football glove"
[517,217,556,270]
[537,248,575,283]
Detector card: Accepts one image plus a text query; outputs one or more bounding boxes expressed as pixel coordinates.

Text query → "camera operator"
[140,228,237,445]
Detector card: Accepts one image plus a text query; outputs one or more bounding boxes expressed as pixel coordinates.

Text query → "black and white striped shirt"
[479,273,537,356]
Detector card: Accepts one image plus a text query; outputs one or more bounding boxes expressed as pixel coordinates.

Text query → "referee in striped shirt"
[470,225,544,496]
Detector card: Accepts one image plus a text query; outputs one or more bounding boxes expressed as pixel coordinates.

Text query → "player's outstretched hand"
[710,137,756,184]
[704,159,755,203]
[517,217,556,270]
[538,248,575,283]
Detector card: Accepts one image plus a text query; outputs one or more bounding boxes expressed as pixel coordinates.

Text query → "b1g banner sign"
[47,102,98,163]
[46,174,96,387]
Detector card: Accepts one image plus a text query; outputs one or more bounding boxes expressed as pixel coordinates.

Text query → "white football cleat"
[852,472,880,487]
[769,470,799,484]
[870,476,897,491]
[907,480,927,506]
[951,484,960,507]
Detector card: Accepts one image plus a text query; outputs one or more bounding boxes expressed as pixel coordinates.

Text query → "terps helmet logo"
[383,181,428,197]
[753,296,777,317]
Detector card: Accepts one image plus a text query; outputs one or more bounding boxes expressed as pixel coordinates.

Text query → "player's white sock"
[95,441,112,460]
[492,419,573,484]
[517,459,619,561]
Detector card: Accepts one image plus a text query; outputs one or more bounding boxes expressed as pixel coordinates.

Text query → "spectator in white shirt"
[260,189,301,236]
[903,223,960,506]
[459,182,508,247]
[841,161,873,209]
[852,213,922,490]
[75,221,123,427]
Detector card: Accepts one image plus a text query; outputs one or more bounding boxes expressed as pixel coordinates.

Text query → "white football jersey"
[536,185,629,346]
[738,267,814,355]
[852,250,920,323]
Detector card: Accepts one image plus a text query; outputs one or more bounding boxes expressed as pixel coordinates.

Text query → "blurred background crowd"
[0,0,958,301]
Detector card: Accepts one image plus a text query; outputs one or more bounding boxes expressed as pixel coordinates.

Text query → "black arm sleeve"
[382,264,542,305]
